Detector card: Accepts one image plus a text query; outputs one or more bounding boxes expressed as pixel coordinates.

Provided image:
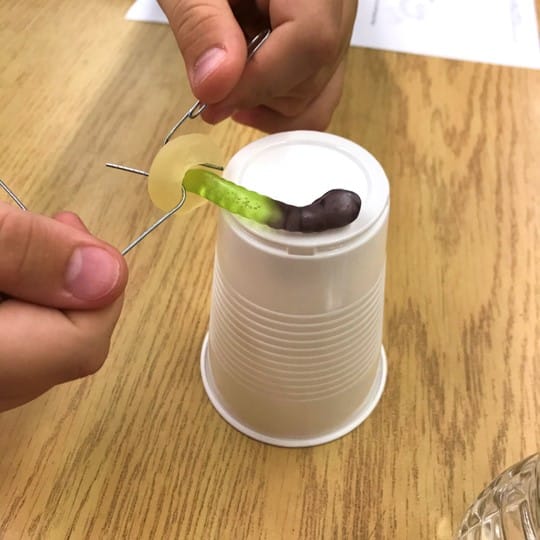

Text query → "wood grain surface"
[0,1,539,539]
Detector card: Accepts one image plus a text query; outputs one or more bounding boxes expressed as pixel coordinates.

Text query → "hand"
[0,203,128,412]
[159,0,358,132]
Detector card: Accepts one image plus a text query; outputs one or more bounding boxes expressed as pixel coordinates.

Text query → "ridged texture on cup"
[207,259,386,440]
[202,131,390,445]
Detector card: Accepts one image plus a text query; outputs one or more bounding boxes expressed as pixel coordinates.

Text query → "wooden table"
[1,2,539,538]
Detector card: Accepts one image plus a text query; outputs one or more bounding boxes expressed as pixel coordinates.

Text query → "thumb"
[0,203,128,310]
[159,0,247,103]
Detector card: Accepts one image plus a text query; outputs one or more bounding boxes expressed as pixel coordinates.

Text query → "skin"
[0,203,128,411]
[158,0,358,132]
[2,0,357,411]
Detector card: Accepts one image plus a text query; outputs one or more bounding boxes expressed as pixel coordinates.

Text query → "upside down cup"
[200,131,390,447]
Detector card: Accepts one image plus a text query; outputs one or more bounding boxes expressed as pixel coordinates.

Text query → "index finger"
[159,0,247,103]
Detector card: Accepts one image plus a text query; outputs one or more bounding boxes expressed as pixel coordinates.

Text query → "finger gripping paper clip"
[0,30,271,257]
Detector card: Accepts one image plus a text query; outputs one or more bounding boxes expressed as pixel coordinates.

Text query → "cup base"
[200,333,388,448]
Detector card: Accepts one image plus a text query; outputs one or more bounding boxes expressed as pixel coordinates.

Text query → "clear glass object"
[457,453,540,539]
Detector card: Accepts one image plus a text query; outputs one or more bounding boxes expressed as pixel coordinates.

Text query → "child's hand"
[159,0,358,132]
[0,204,128,411]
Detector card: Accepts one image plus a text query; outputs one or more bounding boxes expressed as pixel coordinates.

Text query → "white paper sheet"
[126,0,540,69]
[125,0,167,24]
[351,0,540,69]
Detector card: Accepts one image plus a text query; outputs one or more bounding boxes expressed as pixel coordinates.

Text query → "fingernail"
[65,246,120,300]
[191,47,226,88]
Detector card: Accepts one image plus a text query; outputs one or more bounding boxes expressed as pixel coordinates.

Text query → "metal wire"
[0,179,27,211]
[105,29,270,254]
[105,163,148,177]
[121,186,187,255]
[0,179,27,301]
[0,175,186,256]
[162,28,271,145]
[104,163,192,254]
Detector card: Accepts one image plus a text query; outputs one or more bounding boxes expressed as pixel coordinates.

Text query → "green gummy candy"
[183,168,281,225]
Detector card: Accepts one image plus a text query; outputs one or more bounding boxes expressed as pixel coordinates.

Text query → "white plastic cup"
[200,131,390,447]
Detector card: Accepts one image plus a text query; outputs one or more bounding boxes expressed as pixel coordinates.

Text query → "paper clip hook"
[162,28,271,145]
[103,164,190,255]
